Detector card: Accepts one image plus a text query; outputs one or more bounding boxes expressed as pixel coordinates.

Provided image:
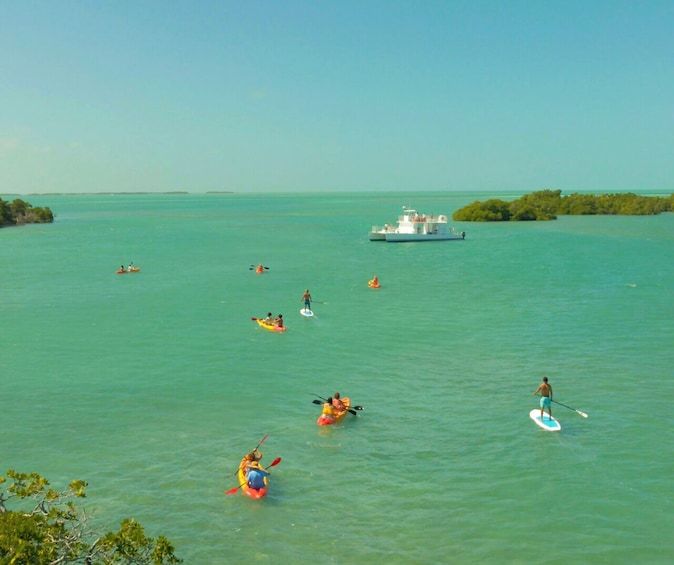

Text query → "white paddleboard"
[300,308,314,317]
[529,409,561,432]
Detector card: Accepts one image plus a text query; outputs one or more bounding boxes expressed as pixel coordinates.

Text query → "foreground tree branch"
[0,470,181,565]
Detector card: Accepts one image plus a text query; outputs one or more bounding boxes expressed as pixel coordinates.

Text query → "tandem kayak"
[368,279,380,289]
[256,319,287,333]
[237,466,268,499]
[116,267,141,274]
[317,397,351,426]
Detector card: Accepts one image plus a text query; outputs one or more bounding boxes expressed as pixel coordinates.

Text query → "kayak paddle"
[551,399,588,418]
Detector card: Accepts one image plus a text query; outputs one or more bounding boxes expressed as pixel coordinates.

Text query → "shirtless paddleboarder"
[533,376,553,421]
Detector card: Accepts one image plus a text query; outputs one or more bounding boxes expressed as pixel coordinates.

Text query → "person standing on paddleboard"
[301,289,312,312]
[533,376,553,421]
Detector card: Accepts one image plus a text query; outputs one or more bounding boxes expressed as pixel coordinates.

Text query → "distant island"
[0,197,54,227]
[452,190,674,221]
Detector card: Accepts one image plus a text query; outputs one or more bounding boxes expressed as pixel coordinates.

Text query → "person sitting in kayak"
[263,312,273,324]
[318,397,335,424]
[275,314,284,327]
[301,289,312,311]
[332,392,346,414]
[246,460,269,490]
[239,448,263,472]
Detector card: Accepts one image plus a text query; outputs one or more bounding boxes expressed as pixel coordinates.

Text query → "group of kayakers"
[238,391,348,490]
[257,288,315,329]
[262,312,284,328]
[117,262,139,273]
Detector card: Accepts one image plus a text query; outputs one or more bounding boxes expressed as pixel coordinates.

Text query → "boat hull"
[256,319,287,332]
[384,233,464,242]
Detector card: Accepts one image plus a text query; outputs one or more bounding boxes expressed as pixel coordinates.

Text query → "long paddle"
[225,457,281,495]
[551,399,588,418]
[249,265,270,270]
[311,396,364,416]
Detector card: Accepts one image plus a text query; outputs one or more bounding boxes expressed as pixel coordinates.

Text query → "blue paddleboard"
[529,409,561,432]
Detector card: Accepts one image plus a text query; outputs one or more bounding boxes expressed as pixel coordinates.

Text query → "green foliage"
[452,198,511,221]
[452,190,673,221]
[0,198,54,227]
[0,470,181,565]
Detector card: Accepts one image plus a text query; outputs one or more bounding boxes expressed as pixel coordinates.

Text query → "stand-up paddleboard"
[300,308,314,317]
[529,409,561,431]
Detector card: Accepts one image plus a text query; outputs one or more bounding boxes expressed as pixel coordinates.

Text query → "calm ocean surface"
[2,191,673,564]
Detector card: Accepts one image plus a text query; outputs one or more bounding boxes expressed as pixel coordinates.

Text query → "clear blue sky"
[2,1,672,194]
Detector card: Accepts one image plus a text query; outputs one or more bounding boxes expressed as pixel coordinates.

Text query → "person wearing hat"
[246,460,269,490]
[239,449,262,472]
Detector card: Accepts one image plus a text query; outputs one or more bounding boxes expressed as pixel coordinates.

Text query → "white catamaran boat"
[369,206,466,242]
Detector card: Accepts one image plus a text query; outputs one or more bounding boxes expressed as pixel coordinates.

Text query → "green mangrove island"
[452,190,674,222]
[0,197,54,227]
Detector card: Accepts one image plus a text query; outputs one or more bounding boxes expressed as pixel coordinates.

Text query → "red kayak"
[116,267,141,274]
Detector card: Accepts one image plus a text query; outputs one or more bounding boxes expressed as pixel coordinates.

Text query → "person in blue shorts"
[301,289,312,312]
[533,376,553,421]
[246,461,270,490]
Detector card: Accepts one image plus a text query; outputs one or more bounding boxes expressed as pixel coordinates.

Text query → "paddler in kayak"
[239,448,264,487]
[245,460,270,490]
[332,392,346,415]
[274,314,284,328]
[239,448,263,471]
[263,312,274,324]
[318,397,336,424]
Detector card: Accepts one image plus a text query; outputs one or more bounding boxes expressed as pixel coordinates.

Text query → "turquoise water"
[2,192,673,564]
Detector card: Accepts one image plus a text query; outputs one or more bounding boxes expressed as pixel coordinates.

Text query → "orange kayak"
[317,397,351,425]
